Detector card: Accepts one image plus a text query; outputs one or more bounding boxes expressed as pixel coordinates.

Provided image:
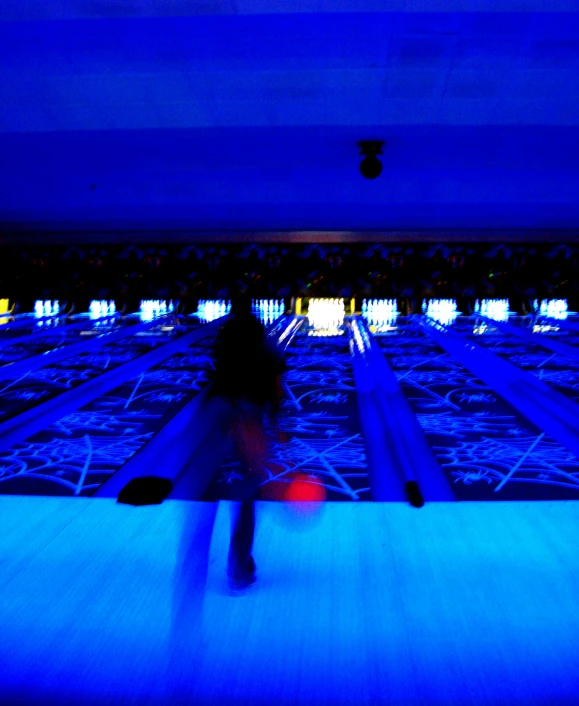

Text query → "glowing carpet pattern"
[454,317,579,404]
[0,336,215,496]
[0,327,91,365]
[206,332,370,502]
[0,326,188,422]
[538,323,579,349]
[0,316,148,363]
[0,318,74,342]
[0,326,33,342]
[376,319,579,500]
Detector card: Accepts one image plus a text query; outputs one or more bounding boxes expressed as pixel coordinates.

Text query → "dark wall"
[1,242,576,313]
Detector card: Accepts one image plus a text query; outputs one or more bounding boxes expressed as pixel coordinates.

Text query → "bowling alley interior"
[2,2,579,705]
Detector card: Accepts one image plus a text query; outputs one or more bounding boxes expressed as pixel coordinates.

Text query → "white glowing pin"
[362,298,399,331]
[424,298,459,326]
[307,298,345,334]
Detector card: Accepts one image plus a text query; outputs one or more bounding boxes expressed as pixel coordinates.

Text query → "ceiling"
[1,1,578,241]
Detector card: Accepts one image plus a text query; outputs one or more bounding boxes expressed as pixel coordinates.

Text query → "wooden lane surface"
[1,497,579,704]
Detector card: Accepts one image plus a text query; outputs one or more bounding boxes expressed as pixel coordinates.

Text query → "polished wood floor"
[1,496,578,705]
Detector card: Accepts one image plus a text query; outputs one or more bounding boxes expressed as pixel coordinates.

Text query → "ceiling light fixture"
[359,141,384,179]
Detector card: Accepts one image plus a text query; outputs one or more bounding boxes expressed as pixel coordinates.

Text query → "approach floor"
[1,495,578,705]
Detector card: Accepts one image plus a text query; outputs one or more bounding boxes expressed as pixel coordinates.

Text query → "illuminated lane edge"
[348,316,454,502]
[0,314,294,498]
[0,325,222,497]
[0,315,178,384]
[203,317,371,502]
[0,329,87,366]
[453,316,579,407]
[0,313,123,351]
[0,316,209,428]
[0,326,183,424]
[347,316,413,502]
[0,320,222,455]
[405,316,579,499]
[269,314,306,350]
[0,322,121,365]
[536,316,579,334]
[475,312,579,362]
[0,310,66,332]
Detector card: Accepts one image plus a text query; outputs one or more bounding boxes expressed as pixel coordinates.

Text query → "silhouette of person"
[211,293,286,590]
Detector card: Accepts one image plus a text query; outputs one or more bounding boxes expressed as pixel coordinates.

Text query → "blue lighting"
[34,300,60,318]
[537,299,569,320]
[205,331,370,502]
[252,299,284,326]
[139,299,174,322]
[361,299,399,332]
[423,299,460,326]
[89,300,117,318]
[384,317,579,499]
[196,300,230,323]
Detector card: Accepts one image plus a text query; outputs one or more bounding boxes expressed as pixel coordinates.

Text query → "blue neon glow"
[139,299,174,322]
[423,299,460,326]
[0,332,215,494]
[381,317,579,499]
[361,299,399,332]
[205,330,369,502]
[89,300,117,318]
[535,299,569,320]
[474,298,511,322]
[252,299,284,326]
[34,300,60,318]
[196,300,230,323]
[454,317,579,406]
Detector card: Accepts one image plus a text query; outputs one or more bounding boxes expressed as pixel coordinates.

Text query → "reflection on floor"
[1,495,579,705]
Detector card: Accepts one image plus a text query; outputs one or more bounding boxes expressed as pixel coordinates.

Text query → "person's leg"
[228,499,256,586]
[227,403,266,588]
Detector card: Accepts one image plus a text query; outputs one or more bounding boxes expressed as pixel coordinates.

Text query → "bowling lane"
[0,319,205,424]
[532,317,579,349]
[453,315,579,405]
[0,330,217,497]
[0,316,73,342]
[0,303,68,335]
[0,314,150,366]
[203,323,371,502]
[374,316,579,500]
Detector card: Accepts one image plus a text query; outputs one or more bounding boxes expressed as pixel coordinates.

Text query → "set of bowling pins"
[139,299,174,321]
[252,299,284,325]
[89,300,116,318]
[197,299,231,322]
[534,299,568,320]
[307,298,345,333]
[361,299,399,328]
[474,298,509,322]
[34,300,60,318]
[422,298,459,326]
